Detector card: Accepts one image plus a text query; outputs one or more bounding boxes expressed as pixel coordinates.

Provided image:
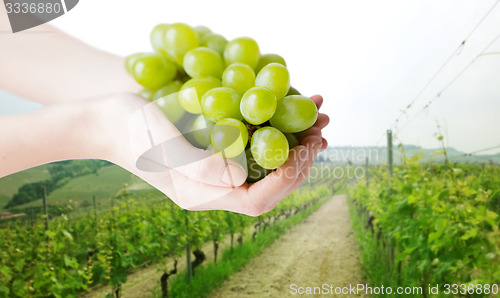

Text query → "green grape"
[163,23,199,65]
[201,87,242,122]
[222,63,255,96]
[284,133,299,148]
[254,53,286,74]
[224,37,261,69]
[240,87,276,125]
[286,86,301,96]
[255,62,290,100]
[153,80,183,100]
[138,88,155,101]
[211,118,248,158]
[194,25,212,40]
[270,95,318,133]
[246,148,272,183]
[200,33,228,55]
[179,77,222,114]
[251,127,289,169]
[154,92,186,124]
[125,52,148,74]
[150,24,169,55]
[183,47,223,79]
[132,54,177,89]
[192,114,214,148]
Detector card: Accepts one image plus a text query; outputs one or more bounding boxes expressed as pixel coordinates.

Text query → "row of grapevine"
[0,175,335,297]
[349,154,500,292]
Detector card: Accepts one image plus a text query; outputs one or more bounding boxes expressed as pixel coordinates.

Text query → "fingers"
[292,142,322,189]
[310,94,323,109]
[170,147,247,188]
[315,113,329,129]
[298,126,322,146]
[246,145,309,214]
[321,137,328,151]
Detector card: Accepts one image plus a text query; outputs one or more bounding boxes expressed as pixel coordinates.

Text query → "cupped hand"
[97,93,329,216]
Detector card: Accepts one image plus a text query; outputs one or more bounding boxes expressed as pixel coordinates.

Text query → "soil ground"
[209,195,367,298]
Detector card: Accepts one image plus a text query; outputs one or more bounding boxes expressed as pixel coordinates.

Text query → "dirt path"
[209,195,367,298]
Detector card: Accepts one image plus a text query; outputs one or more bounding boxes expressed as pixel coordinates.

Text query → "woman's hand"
[95,92,329,216]
[0,10,329,215]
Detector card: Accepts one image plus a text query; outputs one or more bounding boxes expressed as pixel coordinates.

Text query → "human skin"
[0,6,330,215]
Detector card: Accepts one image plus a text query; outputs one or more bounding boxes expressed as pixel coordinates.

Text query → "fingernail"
[222,164,245,187]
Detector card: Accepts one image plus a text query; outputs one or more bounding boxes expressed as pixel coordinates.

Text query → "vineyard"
[0,164,339,298]
[349,152,500,296]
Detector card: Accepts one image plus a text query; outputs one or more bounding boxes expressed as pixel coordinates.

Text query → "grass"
[11,165,152,212]
[166,194,332,298]
[0,165,50,211]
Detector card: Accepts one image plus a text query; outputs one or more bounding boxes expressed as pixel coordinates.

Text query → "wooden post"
[387,130,393,176]
[93,195,97,225]
[365,157,369,187]
[365,157,370,225]
[185,210,192,281]
[42,187,49,232]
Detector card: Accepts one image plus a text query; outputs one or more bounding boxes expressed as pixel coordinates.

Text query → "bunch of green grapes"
[126,23,318,182]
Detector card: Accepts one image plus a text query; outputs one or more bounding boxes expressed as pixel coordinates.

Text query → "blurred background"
[2,0,500,154]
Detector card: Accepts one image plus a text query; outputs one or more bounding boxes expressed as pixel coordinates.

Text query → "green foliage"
[349,158,500,292]
[0,175,337,297]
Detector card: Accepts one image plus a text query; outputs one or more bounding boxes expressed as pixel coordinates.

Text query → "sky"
[1,0,499,154]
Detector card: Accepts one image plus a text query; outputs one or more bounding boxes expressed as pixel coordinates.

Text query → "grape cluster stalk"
[126,23,318,182]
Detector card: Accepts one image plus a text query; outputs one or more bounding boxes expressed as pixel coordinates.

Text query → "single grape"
[179,77,222,114]
[246,148,272,183]
[211,118,248,158]
[183,47,223,79]
[150,24,169,55]
[222,63,255,96]
[286,86,301,96]
[153,80,183,100]
[138,88,155,101]
[240,87,276,125]
[125,52,148,74]
[191,114,214,148]
[200,33,228,55]
[251,127,289,169]
[155,91,186,124]
[254,53,286,74]
[255,62,290,100]
[270,95,318,133]
[194,25,212,41]
[224,37,260,69]
[201,87,242,122]
[163,23,199,65]
[132,54,177,89]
